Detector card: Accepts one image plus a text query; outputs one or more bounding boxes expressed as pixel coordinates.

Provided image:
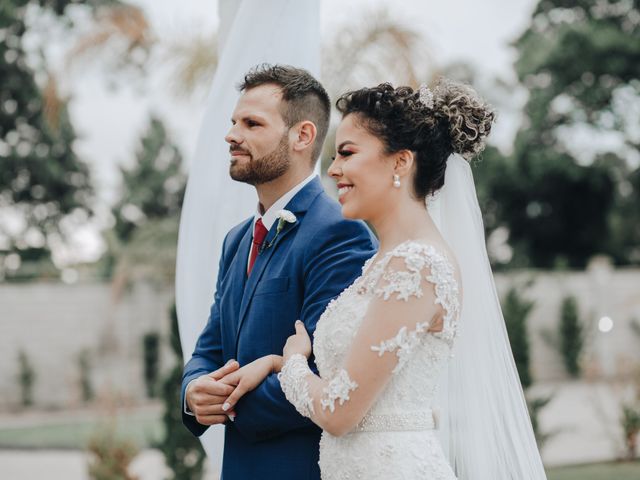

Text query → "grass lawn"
[546,460,640,480]
[0,409,163,450]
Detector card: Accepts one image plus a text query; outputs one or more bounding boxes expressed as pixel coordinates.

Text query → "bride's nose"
[327,157,342,179]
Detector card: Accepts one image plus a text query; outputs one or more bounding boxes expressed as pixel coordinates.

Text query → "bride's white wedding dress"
[308,240,460,479]
[280,156,548,479]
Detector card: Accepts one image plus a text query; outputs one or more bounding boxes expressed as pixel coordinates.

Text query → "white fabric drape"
[175,0,320,475]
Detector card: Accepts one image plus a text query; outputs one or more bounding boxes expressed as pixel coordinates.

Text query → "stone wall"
[0,281,175,410]
[494,261,640,383]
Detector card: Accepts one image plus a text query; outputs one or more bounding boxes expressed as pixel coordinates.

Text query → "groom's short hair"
[239,64,330,164]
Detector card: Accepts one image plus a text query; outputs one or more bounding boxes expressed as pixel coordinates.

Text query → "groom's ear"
[290,120,317,154]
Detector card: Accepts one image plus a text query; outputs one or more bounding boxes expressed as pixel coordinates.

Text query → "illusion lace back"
[313,241,461,479]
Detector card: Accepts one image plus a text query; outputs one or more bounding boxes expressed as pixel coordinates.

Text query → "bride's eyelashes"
[332,150,354,160]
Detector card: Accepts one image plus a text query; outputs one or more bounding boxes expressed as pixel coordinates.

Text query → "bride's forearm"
[270,354,284,373]
[278,354,365,436]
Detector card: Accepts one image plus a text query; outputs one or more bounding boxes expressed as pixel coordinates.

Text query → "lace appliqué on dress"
[367,242,461,372]
[320,369,358,413]
[371,322,431,373]
[278,354,315,418]
[376,269,424,301]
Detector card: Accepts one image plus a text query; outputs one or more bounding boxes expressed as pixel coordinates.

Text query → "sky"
[58,0,538,263]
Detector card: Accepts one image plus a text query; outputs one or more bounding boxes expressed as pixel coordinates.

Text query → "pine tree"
[17,349,35,407]
[143,332,160,398]
[112,116,186,242]
[559,295,584,378]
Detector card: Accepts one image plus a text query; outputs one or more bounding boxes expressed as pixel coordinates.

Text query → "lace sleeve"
[279,354,359,417]
[370,242,460,372]
[278,242,460,437]
[278,354,315,418]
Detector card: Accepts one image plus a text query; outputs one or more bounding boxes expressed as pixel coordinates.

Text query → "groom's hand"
[186,360,240,426]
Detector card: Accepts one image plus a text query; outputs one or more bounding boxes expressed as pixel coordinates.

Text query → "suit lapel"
[237,220,300,332]
[234,177,324,345]
[226,221,252,337]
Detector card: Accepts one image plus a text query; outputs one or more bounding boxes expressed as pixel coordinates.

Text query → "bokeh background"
[1,0,639,478]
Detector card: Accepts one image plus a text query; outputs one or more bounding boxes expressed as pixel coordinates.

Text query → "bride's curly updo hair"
[335,79,495,198]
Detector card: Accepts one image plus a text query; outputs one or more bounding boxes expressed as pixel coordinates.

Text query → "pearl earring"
[393,174,401,188]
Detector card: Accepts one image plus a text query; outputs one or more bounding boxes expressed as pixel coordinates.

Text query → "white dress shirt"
[247,172,316,268]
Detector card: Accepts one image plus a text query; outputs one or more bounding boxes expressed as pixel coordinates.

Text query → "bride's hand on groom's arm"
[218,354,284,413]
[283,320,312,363]
[186,360,240,425]
[219,320,311,412]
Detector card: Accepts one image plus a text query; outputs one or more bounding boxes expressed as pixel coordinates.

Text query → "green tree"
[621,403,640,461]
[0,2,94,265]
[156,303,206,480]
[78,348,94,403]
[111,116,186,243]
[559,295,584,378]
[502,284,535,389]
[17,349,35,407]
[142,332,160,398]
[484,0,640,268]
[104,116,185,283]
[501,283,560,448]
[1,1,152,274]
[528,394,555,448]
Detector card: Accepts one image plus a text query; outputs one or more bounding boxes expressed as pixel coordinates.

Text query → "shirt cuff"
[184,379,197,416]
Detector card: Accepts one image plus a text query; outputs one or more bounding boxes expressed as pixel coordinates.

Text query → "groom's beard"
[229,134,291,185]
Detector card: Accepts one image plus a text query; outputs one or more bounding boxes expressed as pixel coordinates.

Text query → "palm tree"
[321,7,434,98]
[65,3,153,76]
[160,6,434,100]
[64,4,436,102]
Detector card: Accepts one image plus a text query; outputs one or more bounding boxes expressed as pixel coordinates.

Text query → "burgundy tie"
[248,218,268,275]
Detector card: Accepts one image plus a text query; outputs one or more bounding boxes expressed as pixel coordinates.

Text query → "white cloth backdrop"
[175,0,320,475]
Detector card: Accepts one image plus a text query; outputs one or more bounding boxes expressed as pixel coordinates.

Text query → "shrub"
[78,349,94,403]
[621,404,640,461]
[87,426,140,480]
[17,350,35,407]
[143,332,160,398]
[559,295,584,378]
[502,285,535,389]
[156,303,206,480]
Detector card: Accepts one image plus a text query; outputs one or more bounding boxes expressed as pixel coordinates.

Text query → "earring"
[393,174,401,188]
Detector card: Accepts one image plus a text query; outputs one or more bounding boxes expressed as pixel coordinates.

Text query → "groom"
[182,64,376,479]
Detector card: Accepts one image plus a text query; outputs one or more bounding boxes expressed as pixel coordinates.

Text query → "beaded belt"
[352,410,437,433]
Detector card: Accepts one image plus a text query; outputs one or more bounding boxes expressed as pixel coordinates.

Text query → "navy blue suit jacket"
[182,177,377,479]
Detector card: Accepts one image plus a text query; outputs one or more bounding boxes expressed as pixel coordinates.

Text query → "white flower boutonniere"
[260,209,297,253]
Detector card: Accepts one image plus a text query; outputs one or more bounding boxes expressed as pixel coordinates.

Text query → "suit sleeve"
[230,219,376,443]
[181,235,229,437]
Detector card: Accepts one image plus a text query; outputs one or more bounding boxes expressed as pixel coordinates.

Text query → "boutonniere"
[259,209,297,253]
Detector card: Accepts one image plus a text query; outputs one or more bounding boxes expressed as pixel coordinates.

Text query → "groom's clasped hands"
[186,321,313,426]
[186,359,242,425]
[219,320,313,413]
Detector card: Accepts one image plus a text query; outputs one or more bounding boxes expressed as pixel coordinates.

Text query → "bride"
[215,79,547,479]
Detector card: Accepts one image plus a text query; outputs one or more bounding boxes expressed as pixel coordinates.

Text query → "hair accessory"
[393,174,401,188]
[418,84,434,109]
